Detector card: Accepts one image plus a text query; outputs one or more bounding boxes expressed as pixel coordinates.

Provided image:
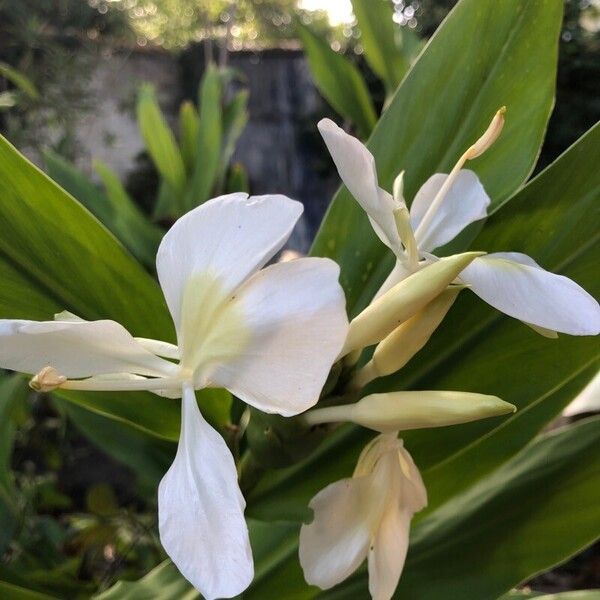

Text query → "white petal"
[368,507,412,600]
[210,258,348,416]
[410,170,489,252]
[367,444,426,600]
[156,193,303,333]
[0,319,175,378]
[158,385,253,599]
[373,260,414,301]
[460,254,600,335]
[318,119,402,254]
[299,476,373,590]
[563,371,600,417]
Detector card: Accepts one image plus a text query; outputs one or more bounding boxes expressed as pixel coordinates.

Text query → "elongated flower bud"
[465,107,506,159]
[352,286,463,388]
[341,252,482,356]
[304,391,515,433]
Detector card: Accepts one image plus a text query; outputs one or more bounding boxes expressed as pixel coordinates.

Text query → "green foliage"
[137,85,188,201]
[312,0,561,312]
[296,20,377,139]
[350,0,417,93]
[44,151,162,268]
[139,66,249,219]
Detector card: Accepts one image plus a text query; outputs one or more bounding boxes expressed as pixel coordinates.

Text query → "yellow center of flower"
[179,271,251,385]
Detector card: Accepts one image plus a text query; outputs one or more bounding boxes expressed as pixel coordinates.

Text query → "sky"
[298,0,354,25]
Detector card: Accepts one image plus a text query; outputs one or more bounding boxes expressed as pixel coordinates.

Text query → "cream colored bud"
[393,206,419,269]
[30,366,67,392]
[393,171,405,204]
[353,286,463,388]
[465,107,506,160]
[305,391,515,433]
[341,252,483,356]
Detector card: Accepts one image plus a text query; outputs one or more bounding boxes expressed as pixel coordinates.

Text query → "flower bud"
[465,107,506,159]
[349,391,515,432]
[30,366,66,392]
[352,286,463,388]
[341,252,483,356]
[304,391,515,433]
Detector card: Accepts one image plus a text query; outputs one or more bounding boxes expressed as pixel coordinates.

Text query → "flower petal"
[460,253,600,335]
[158,384,253,599]
[156,193,303,333]
[410,170,490,252]
[318,119,402,254]
[368,444,426,600]
[0,319,175,378]
[299,476,373,590]
[210,257,348,415]
[368,507,412,600]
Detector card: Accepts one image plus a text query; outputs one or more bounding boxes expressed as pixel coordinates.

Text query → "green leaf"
[0,581,58,600]
[226,162,250,194]
[312,0,562,312]
[185,65,223,210]
[45,151,162,267]
[137,85,187,200]
[44,149,113,227]
[93,561,198,600]
[350,0,409,91]
[218,90,249,190]
[179,100,200,173]
[0,135,180,439]
[94,159,163,267]
[0,62,39,100]
[296,21,377,139]
[0,135,172,336]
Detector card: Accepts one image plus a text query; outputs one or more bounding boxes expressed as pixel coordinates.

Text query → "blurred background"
[0,0,599,596]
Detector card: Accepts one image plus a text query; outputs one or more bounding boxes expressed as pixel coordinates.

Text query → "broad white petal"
[563,371,600,417]
[318,119,402,254]
[299,476,373,590]
[210,258,348,416]
[0,319,175,378]
[158,385,253,599]
[460,254,600,335]
[156,193,303,332]
[368,507,412,600]
[410,170,489,252]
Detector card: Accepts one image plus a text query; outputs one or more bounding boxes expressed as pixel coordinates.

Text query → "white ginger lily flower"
[0,193,348,599]
[300,434,426,600]
[318,116,600,337]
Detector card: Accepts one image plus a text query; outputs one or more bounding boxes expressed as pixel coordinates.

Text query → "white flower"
[0,193,349,599]
[318,117,600,337]
[299,434,427,600]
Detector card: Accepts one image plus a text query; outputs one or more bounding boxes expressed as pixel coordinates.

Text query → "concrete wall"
[67,46,338,250]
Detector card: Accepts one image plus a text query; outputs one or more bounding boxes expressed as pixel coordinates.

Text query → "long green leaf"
[185,65,223,209]
[0,62,39,100]
[0,581,58,600]
[350,0,409,92]
[94,159,163,267]
[137,85,186,199]
[218,89,249,190]
[312,0,562,312]
[179,100,200,173]
[297,21,377,139]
